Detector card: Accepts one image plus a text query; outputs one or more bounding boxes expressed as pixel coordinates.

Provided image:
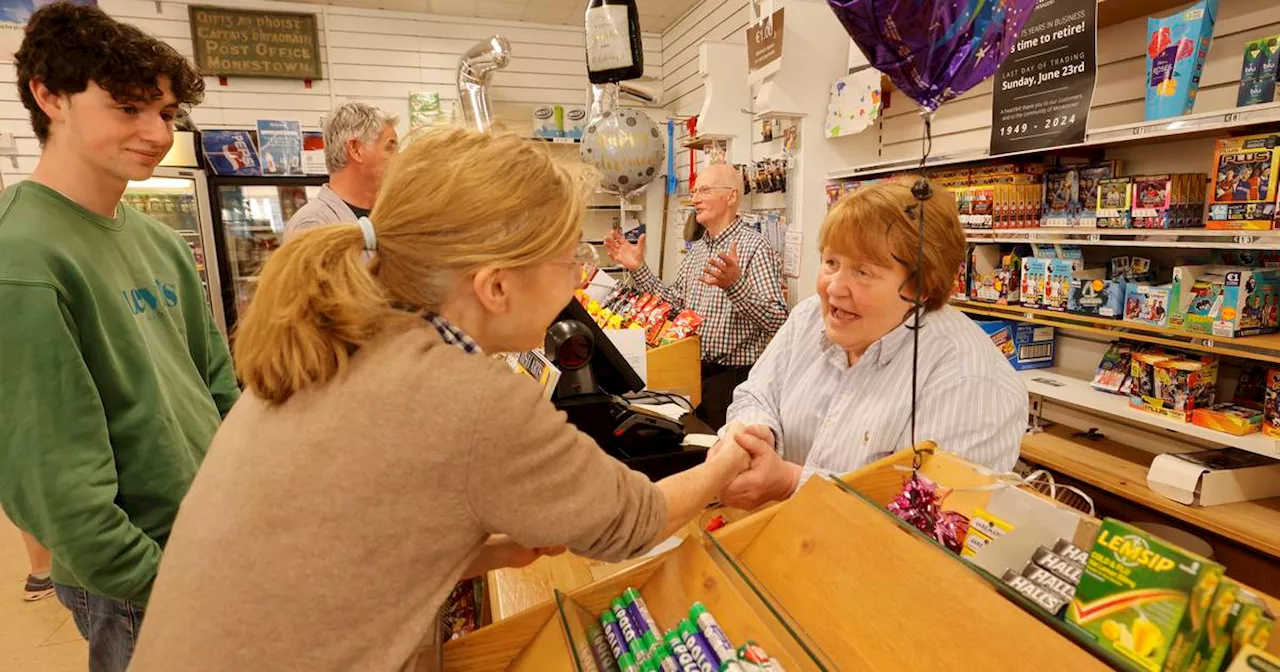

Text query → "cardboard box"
[1174,266,1280,337]
[1265,368,1280,438]
[1098,177,1134,229]
[1207,133,1280,230]
[1067,519,1225,672]
[974,319,1056,371]
[1184,579,1242,672]
[1190,403,1264,436]
[1223,645,1280,672]
[1125,283,1175,327]
[1148,448,1280,506]
[970,244,1023,304]
[1069,272,1126,318]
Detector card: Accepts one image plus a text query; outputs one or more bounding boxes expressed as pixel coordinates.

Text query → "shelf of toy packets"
[827,130,1280,235]
[826,101,1280,181]
[965,228,1280,251]
[444,446,1280,671]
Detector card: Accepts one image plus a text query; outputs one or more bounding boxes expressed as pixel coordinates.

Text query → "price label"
[1087,233,1101,242]
[1236,235,1257,245]
[1132,125,1148,137]
[1223,112,1240,124]
[1024,312,1034,320]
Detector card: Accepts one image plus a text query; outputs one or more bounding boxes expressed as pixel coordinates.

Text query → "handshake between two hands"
[708,421,802,512]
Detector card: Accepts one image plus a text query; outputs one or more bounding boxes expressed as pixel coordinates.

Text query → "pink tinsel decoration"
[886,474,970,554]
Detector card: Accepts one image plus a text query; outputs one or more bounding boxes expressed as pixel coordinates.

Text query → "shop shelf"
[680,134,733,151]
[1021,368,1280,459]
[952,300,1280,365]
[964,228,1280,250]
[1021,426,1280,561]
[829,101,1280,180]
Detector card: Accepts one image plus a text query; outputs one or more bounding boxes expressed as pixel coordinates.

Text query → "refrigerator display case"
[125,167,227,334]
[208,176,326,332]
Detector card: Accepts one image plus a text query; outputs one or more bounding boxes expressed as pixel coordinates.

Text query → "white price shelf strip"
[963,228,1280,250]
[829,101,1280,180]
[1022,369,1280,459]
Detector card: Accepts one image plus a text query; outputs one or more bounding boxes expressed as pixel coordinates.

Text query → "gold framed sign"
[189,6,322,80]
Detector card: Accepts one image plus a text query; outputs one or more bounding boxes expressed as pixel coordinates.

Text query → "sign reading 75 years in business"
[189,6,322,80]
[989,0,1097,155]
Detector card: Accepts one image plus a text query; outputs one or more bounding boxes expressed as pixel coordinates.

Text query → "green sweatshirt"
[0,181,239,606]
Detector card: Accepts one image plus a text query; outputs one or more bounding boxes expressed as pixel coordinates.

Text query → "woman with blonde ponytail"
[130,128,758,672]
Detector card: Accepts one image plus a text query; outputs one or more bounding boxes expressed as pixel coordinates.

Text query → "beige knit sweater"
[129,325,667,671]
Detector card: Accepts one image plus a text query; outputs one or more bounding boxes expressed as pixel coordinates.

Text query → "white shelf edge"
[828,102,1280,180]
[1021,369,1280,459]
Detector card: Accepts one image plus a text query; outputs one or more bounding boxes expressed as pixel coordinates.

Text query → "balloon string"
[907,114,934,473]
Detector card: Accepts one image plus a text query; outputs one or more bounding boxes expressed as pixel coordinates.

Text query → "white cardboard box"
[1148,448,1280,506]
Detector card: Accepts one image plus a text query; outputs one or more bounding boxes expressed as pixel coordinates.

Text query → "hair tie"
[356,216,377,252]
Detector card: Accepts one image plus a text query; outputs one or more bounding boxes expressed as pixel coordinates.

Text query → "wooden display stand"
[645,336,701,408]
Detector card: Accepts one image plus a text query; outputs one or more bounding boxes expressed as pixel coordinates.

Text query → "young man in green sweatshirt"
[0,5,238,670]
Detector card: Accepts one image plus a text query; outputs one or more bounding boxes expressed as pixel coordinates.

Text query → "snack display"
[579,288,704,347]
[597,592,782,672]
[1068,519,1226,672]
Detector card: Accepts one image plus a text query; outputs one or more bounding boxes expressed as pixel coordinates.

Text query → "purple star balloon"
[828,0,1037,111]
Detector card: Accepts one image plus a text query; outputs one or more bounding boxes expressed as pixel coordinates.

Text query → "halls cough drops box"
[1067,519,1225,671]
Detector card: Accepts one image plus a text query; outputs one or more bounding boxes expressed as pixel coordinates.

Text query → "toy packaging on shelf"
[1191,403,1264,436]
[1145,0,1219,121]
[1078,162,1122,228]
[1217,249,1280,268]
[1207,133,1280,230]
[974,319,1056,371]
[1125,283,1175,327]
[1114,255,1157,284]
[1097,177,1135,228]
[1021,248,1085,312]
[1129,349,1218,422]
[1068,518,1225,672]
[1131,174,1208,229]
[1092,342,1135,394]
[1171,265,1280,337]
[1237,35,1280,107]
[1265,369,1280,438]
[1042,168,1079,227]
[970,244,1025,304]
[1069,272,1126,318]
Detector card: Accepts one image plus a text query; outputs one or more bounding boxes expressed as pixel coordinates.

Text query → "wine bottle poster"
[989,0,1097,155]
[585,0,643,84]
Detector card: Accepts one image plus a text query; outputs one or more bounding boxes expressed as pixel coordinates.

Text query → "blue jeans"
[54,584,145,672]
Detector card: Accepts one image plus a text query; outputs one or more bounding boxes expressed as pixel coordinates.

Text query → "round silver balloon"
[579,107,665,197]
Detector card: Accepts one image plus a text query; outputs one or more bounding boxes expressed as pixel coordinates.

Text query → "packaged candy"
[1069,519,1225,672]
[677,619,721,671]
[1003,568,1068,615]
[1023,563,1077,604]
[1146,0,1219,121]
[1032,546,1083,586]
[689,603,736,665]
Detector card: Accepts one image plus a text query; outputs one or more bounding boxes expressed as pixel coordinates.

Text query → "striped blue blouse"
[726,296,1028,487]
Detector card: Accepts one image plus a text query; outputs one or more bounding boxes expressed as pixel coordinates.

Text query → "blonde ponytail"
[233,224,401,405]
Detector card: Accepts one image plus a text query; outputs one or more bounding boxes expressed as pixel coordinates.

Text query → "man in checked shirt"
[604,163,788,429]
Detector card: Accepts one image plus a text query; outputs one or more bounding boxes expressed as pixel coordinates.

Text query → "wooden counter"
[1021,426,1280,561]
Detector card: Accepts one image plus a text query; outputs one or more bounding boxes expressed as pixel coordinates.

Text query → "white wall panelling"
[0,0,662,184]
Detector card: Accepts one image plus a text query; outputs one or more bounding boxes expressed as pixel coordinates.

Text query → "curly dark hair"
[15,2,205,145]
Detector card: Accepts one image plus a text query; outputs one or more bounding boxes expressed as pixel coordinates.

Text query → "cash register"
[544,299,706,478]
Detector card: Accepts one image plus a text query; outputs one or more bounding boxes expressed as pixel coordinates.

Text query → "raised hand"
[701,241,741,289]
[603,230,646,271]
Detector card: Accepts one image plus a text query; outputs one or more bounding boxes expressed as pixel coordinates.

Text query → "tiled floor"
[0,516,87,671]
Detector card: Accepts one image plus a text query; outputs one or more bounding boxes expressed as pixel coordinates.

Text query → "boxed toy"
[1174,266,1280,337]
[1097,177,1134,229]
[975,319,1055,371]
[1069,272,1126,319]
[1130,352,1175,402]
[1207,133,1280,230]
[1092,342,1135,394]
[1042,168,1079,227]
[1191,403,1264,436]
[1265,369,1280,438]
[1139,358,1208,422]
[954,245,973,301]
[1114,255,1156,284]
[1146,0,1220,121]
[1067,518,1225,672]
[1125,283,1174,327]
[1131,174,1207,229]
[1236,35,1280,107]
[970,244,1025,304]
[1078,162,1121,228]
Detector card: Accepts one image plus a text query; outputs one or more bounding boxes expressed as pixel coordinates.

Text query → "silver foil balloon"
[580,106,665,197]
[456,36,511,132]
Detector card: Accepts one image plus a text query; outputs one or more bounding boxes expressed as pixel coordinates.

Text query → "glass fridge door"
[125,172,227,333]
[217,184,315,318]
